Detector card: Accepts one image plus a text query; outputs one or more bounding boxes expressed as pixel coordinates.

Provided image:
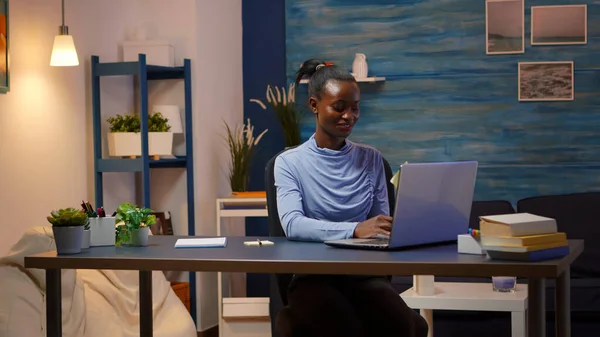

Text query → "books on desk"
[479,213,569,261]
[175,237,227,248]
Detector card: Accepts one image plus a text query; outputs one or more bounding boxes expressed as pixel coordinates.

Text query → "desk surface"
[24,236,583,278]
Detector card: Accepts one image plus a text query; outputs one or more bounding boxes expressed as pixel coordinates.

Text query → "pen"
[257,239,262,246]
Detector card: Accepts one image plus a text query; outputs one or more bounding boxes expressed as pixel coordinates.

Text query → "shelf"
[299,76,386,84]
[97,156,188,172]
[92,61,186,80]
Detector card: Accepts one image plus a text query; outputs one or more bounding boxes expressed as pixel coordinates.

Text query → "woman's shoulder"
[350,141,383,159]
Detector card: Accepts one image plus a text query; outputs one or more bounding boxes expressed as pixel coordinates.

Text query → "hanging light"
[50,0,78,66]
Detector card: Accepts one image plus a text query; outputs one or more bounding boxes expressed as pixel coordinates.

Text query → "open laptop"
[324,161,478,250]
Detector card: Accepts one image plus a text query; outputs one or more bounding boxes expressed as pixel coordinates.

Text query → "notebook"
[174,237,227,248]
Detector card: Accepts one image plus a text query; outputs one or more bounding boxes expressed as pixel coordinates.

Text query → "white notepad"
[174,237,227,248]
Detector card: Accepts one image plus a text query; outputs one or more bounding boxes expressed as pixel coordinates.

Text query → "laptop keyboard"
[356,238,389,245]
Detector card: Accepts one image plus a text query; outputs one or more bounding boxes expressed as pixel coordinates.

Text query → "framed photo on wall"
[518,61,574,102]
[0,0,8,93]
[531,5,587,45]
[486,0,524,55]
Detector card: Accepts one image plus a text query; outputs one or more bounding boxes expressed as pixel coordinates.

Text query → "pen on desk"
[257,239,262,246]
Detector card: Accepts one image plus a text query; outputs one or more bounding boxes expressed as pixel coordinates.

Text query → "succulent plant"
[47,208,89,227]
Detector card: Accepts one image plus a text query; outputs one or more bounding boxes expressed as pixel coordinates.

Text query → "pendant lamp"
[50,0,78,66]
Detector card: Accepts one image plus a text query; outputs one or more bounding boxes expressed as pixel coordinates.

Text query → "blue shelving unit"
[91,54,197,324]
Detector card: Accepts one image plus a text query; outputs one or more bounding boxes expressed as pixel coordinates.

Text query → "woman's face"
[310,79,360,139]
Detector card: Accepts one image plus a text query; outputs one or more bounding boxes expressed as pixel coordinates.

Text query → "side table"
[216,197,271,337]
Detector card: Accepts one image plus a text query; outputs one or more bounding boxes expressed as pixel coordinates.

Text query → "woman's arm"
[274,156,358,242]
[368,154,391,218]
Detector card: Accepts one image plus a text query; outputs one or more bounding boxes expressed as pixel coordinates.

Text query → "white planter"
[81,229,91,249]
[107,132,173,158]
[89,217,116,246]
[107,132,141,157]
[149,132,173,156]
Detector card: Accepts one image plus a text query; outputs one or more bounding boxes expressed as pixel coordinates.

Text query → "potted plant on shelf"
[250,83,302,148]
[148,111,173,160]
[46,208,89,255]
[106,112,173,159]
[107,113,141,158]
[115,202,156,247]
[223,118,268,195]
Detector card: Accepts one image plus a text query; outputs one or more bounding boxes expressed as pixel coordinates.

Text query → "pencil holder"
[89,217,116,246]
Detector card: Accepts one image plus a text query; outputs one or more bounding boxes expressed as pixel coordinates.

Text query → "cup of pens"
[82,201,116,247]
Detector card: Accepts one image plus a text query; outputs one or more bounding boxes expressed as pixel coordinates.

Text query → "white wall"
[0,0,243,332]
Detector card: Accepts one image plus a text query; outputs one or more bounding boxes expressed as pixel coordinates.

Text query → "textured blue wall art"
[286,0,600,203]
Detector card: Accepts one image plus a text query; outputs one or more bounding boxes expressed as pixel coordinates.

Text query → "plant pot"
[107,132,141,157]
[130,227,150,246]
[89,217,116,246]
[107,132,173,158]
[81,229,91,249]
[149,132,174,158]
[52,226,84,255]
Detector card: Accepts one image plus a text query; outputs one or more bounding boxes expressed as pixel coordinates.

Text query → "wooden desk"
[24,236,583,337]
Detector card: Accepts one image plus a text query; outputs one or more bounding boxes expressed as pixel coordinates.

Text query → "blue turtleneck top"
[274,134,389,242]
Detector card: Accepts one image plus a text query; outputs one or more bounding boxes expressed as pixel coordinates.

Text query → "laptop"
[324,161,478,250]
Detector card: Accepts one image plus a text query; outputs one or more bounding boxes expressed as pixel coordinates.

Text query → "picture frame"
[531,5,587,45]
[518,61,574,102]
[486,0,524,55]
[0,0,8,93]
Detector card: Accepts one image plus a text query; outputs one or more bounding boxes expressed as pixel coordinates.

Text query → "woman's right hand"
[353,215,393,238]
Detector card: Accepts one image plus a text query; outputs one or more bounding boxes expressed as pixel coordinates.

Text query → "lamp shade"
[50,35,79,66]
[153,105,183,133]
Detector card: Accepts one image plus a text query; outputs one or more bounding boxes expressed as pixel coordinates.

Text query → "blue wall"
[286,0,600,203]
[242,0,287,297]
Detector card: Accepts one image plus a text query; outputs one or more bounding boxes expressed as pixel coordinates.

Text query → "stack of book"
[479,213,569,261]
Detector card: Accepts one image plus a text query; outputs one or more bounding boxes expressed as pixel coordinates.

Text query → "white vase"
[352,53,368,79]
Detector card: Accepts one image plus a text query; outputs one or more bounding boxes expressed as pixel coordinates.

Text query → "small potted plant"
[46,208,89,255]
[107,113,141,158]
[148,111,173,160]
[223,118,268,194]
[115,202,156,246]
[107,112,173,159]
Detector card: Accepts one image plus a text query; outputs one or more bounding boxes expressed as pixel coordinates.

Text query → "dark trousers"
[287,274,429,337]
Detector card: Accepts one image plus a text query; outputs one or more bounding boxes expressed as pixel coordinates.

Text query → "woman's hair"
[294,58,356,100]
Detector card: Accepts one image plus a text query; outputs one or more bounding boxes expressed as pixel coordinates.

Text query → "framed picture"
[0,0,8,93]
[531,5,587,45]
[518,62,574,102]
[486,0,524,55]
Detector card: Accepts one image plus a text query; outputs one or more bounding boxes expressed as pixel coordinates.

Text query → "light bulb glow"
[50,35,79,66]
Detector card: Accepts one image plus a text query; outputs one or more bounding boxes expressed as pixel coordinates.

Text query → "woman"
[274,58,428,337]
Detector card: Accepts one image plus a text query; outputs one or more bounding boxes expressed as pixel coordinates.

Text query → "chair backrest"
[468,200,515,229]
[517,192,600,277]
[264,147,397,304]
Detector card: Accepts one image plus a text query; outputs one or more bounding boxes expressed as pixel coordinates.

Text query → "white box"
[122,40,174,67]
[458,234,485,255]
[222,297,270,337]
[89,217,116,247]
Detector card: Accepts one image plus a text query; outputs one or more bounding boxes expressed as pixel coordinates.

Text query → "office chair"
[264,147,397,336]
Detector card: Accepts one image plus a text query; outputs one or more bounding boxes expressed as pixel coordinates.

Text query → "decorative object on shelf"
[531,5,587,45]
[224,118,268,192]
[0,0,8,93]
[352,53,368,79]
[486,0,524,55]
[153,105,183,133]
[122,26,174,66]
[115,202,156,247]
[50,0,78,67]
[46,207,89,255]
[250,83,301,147]
[492,276,517,292]
[518,61,574,102]
[106,112,173,159]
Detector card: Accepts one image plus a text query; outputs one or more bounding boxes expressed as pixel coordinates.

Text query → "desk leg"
[139,271,153,337]
[555,269,570,337]
[527,278,545,337]
[46,269,61,337]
